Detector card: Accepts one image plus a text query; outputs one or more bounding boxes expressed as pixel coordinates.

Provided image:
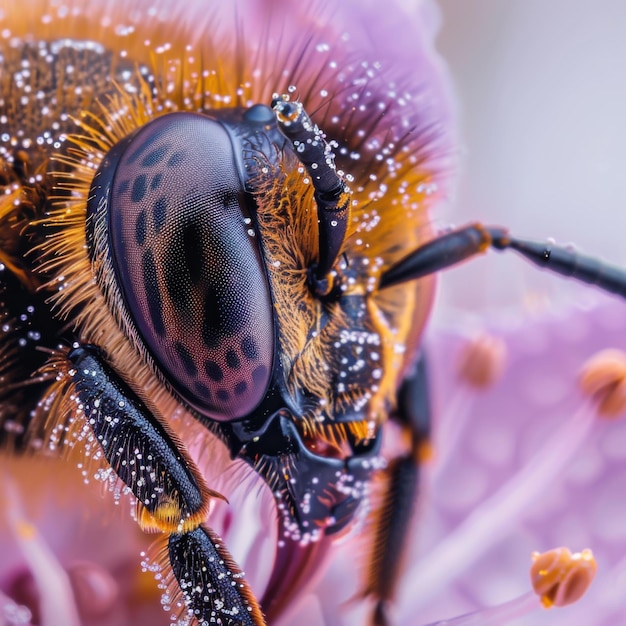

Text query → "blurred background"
[432,0,626,314]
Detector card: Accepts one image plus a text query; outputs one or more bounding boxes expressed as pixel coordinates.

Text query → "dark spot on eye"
[202,286,220,349]
[142,250,165,336]
[117,179,130,195]
[131,174,148,203]
[204,360,223,382]
[202,286,247,345]
[168,151,185,167]
[135,210,147,245]
[251,365,267,386]
[141,144,170,167]
[153,196,167,232]
[234,380,247,396]
[241,335,258,361]
[163,211,204,316]
[164,243,191,315]
[194,381,211,399]
[151,173,163,191]
[226,349,240,370]
[182,220,203,284]
[216,389,230,401]
[175,342,197,377]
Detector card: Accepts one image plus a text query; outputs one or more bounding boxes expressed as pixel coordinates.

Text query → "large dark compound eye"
[87,112,274,421]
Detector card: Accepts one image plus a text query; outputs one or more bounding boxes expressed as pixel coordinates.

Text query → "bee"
[1,2,625,625]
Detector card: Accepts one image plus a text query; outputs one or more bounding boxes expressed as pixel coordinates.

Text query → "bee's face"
[81,103,387,535]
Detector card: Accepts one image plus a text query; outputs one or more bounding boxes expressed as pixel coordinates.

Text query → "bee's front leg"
[364,352,432,626]
[52,343,265,626]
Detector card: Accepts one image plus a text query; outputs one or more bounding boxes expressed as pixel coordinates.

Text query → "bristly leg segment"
[365,353,432,626]
[168,526,264,626]
[64,345,215,532]
[48,344,266,625]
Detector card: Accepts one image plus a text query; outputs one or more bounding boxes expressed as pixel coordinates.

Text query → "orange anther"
[579,349,626,417]
[530,547,597,608]
[457,334,507,389]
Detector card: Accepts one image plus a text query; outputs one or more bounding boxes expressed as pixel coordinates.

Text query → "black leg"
[167,526,263,626]
[379,222,626,298]
[363,352,431,626]
[45,344,265,626]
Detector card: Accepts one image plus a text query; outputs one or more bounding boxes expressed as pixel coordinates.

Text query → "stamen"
[420,547,596,625]
[432,334,507,477]
[457,334,507,389]
[530,547,597,608]
[579,348,626,417]
[406,348,616,610]
[1,473,81,626]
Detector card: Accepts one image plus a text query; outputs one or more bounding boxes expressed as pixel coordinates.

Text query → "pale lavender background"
[434,0,626,313]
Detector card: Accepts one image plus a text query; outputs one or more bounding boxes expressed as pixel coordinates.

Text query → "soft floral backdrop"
[381,2,626,624]
[434,0,626,312]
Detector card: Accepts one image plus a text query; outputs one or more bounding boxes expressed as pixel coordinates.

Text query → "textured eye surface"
[93,112,274,420]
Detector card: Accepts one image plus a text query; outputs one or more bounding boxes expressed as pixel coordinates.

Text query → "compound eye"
[89,112,274,421]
